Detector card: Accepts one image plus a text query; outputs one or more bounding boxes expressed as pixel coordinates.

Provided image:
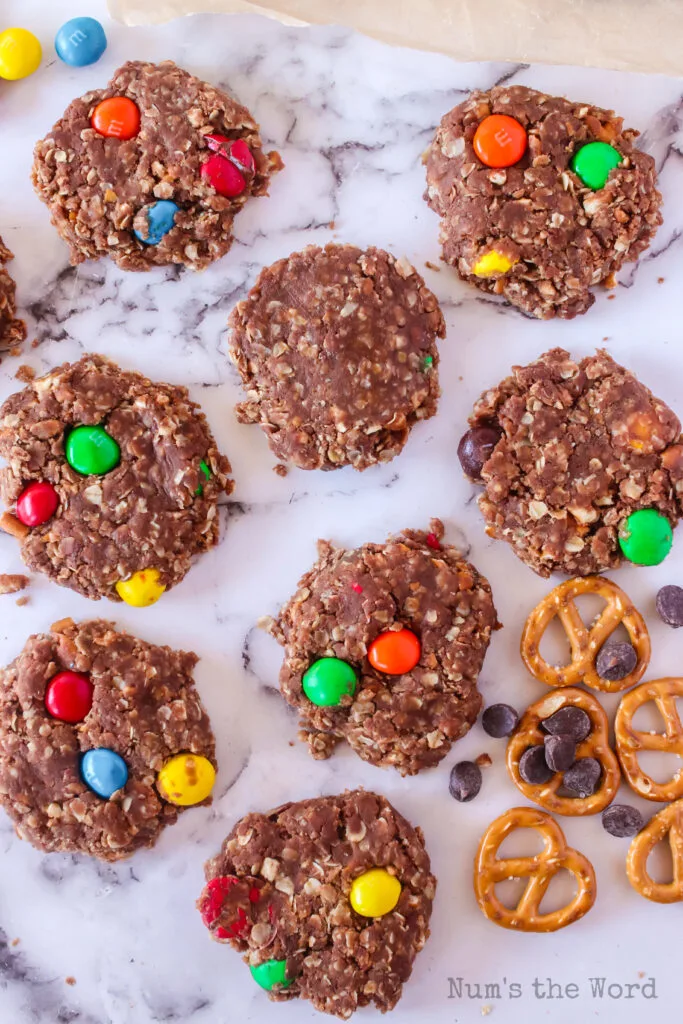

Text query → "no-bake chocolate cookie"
[32,60,281,271]
[424,85,662,319]
[198,790,435,1018]
[460,347,683,576]
[0,354,232,601]
[228,244,444,470]
[0,618,216,860]
[263,520,499,774]
[0,236,26,353]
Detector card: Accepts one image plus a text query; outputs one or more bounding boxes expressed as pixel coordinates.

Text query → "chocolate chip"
[602,804,645,838]
[656,585,683,628]
[482,703,519,738]
[457,425,501,481]
[595,641,637,681]
[449,761,482,802]
[518,745,554,785]
[543,734,576,772]
[563,757,601,797]
[541,706,591,742]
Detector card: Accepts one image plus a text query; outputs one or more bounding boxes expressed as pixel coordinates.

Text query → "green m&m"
[618,508,673,566]
[195,459,212,497]
[302,657,357,707]
[570,141,622,191]
[65,425,120,476]
[250,959,292,991]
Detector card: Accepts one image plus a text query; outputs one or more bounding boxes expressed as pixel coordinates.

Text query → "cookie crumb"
[658,277,665,284]
[65,977,76,986]
[0,512,29,540]
[482,1005,493,1016]
[15,596,29,607]
[273,463,288,478]
[476,752,492,768]
[424,260,441,272]
[14,364,36,383]
[0,574,29,595]
[329,220,335,230]
[11,938,20,947]
[607,294,616,300]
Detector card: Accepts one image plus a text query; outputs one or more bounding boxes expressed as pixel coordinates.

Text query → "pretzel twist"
[616,678,683,802]
[506,687,621,815]
[474,806,596,931]
[521,575,650,693]
[627,799,683,903]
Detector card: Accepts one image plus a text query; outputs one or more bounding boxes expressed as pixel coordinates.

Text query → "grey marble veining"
[1,1,683,1022]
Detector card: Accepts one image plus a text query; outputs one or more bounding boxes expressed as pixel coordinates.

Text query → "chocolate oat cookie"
[198,790,435,1018]
[461,348,683,576]
[424,85,662,319]
[0,354,232,601]
[0,236,26,353]
[228,244,444,470]
[0,618,216,860]
[264,520,499,774]
[32,60,281,271]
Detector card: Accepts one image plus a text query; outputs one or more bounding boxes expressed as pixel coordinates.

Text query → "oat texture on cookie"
[0,235,26,354]
[31,60,282,271]
[0,354,233,600]
[228,244,444,471]
[424,85,662,319]
[461,347,683,576]
[0,618,216,860]
[263,519,499,774]
[198,790,435,1018]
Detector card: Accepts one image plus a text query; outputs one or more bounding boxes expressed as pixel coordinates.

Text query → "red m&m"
[201,154,246,198]
[205,134,255,172]
[91,97,140,140]
[16,481,59,527]
[368,628,421,675]
[45,671,94,723]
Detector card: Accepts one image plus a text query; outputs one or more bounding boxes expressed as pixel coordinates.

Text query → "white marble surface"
[2,1,683,1022]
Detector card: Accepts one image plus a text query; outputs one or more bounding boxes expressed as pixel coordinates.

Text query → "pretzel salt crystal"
[627,799,683,903]
[506,687,620,816]
[521,575,650,693]
[616,678,683,802]
[474,806,596,931]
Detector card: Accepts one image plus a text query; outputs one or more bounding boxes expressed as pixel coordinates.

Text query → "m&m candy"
[115,568,166,607]
[570,141,621,191]
[302,657,357,707]
[65,425,120,475]
[134,200,179,246]
[0,28,42,81]
[195,459,212,497]
[16,481,59,527]
[45,671,93,724]
[201,154,247,198]
[472,251,517,278]
[205,134,255,171]
[91,97,141,140]
[473,114,527,169]
[157,753,216,806]
[55,17,107,67]
[618,508,673,566]
[250,960,292,991]
[349,868,401,917]
[81,748,128,799]
[368,628,421,675]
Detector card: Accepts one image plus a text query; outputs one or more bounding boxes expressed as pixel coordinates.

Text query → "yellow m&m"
[115,568,165,607]
[349,868,401,918]
[472,251,517,278]
[0,28,42,81]
[157,753,216,806]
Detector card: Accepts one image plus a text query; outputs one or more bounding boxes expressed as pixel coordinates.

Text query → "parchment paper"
[108,0,683,76]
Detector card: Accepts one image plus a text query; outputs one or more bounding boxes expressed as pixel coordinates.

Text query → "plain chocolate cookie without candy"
[228,244,444,470]
[198,789,435,1019]
[263,519,499,774]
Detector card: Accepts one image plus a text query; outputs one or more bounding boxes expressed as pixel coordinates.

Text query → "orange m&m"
[91,97,140,140]
[368,628,421,675]
[473,114,527,169]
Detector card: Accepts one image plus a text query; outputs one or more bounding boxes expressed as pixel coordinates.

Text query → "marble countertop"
[2,1,683,1022]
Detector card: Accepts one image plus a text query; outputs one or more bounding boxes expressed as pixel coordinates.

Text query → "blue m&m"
[134,201,180,246]
[81,748,128,799]
[55,18,107,67]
